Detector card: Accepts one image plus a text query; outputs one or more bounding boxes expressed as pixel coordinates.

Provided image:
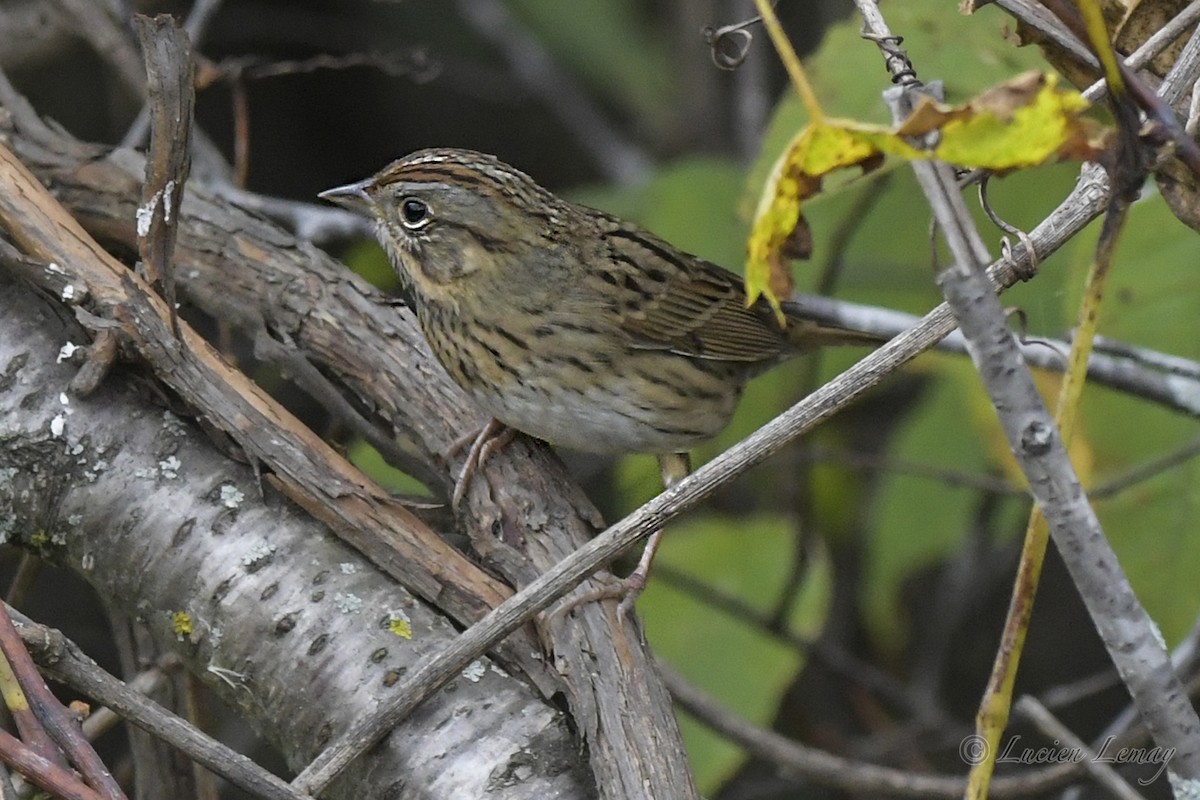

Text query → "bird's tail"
[780,299,886,351]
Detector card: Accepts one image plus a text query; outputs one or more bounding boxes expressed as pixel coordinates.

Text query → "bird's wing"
[599,226,788,363]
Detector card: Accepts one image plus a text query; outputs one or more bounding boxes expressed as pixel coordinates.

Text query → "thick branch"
[0,90,694,799]
[0,276,592,799]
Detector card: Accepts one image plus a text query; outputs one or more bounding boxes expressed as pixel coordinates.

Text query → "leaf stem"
[753,0,825,121]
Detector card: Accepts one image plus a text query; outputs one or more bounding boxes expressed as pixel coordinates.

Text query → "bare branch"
[857,1,1200,783]
[0,276,592,799]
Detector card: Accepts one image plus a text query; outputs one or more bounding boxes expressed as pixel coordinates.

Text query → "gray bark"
[0,275,592,799]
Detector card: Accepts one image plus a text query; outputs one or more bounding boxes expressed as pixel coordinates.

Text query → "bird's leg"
[615,451,690,617]
[553,451,691,620]
[447,419,516,508]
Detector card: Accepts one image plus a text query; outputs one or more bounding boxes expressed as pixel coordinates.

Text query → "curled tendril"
[702,26,753,70]
[1005,307,1071,363]
[860,32,918,86]
[702,0,777,71]
[979,174,1041,280]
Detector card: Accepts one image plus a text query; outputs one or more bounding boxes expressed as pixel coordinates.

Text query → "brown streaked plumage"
[321,148,877,458]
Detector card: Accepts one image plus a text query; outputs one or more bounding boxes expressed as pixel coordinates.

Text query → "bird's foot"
[444,420,516,509]
[552,528,665,621]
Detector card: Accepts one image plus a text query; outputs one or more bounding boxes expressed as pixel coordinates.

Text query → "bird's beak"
[318,179,375,212]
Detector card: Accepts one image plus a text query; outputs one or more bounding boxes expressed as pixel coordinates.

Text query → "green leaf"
[747,72,1098,311]
[1062,196,1200,643]
[640,516,832,793]
[347,440,431,497]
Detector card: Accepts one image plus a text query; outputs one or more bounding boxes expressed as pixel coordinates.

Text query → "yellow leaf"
[747,72,1102,312]
[388,612,413,639]
[931,72,1099,169]
[747,123,885,318]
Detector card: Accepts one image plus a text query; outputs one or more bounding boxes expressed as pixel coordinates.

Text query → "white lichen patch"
[83,459,108,482]
[461,660,486,683]
[1169,773,1199,800]
[339,563,357,575]
[61,284,75,302]
[219,484,245,509]
[333,592,363,614]
[56,342,79,363]
[241,541,276,568]
[136,191,161,237]
[161,410,187,435]
[158,455,181,479]
[49,414,66,437]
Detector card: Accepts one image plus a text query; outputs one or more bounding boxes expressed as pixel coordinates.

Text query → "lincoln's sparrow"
[321,148,876,606]
[322,148,875,459]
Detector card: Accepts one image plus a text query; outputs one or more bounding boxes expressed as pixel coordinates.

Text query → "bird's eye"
[399,197,430,229]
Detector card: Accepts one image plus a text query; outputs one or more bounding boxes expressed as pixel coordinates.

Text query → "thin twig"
[200,50,439,83]
[0,604,124,798]
[0,729,103,800]
[211,184,374,242]
[991,0,1099,69]
[1014,696,1151,800]
[1091,435,1200,499]
[52,0,145,97]
[1078,0,1200,102]
[10,610,310,800]
[791,445,1021,494]
[121,0,223,149]
[134,13,195,338]
[1091,335,1200,380]
[787,293,1200,418]
[659,659,1078,798]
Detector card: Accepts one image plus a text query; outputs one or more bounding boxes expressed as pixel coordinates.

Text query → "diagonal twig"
[10,608,306,800]
[0,605,123,798]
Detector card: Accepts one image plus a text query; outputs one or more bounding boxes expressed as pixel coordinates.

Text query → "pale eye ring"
[399,197,431,229]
